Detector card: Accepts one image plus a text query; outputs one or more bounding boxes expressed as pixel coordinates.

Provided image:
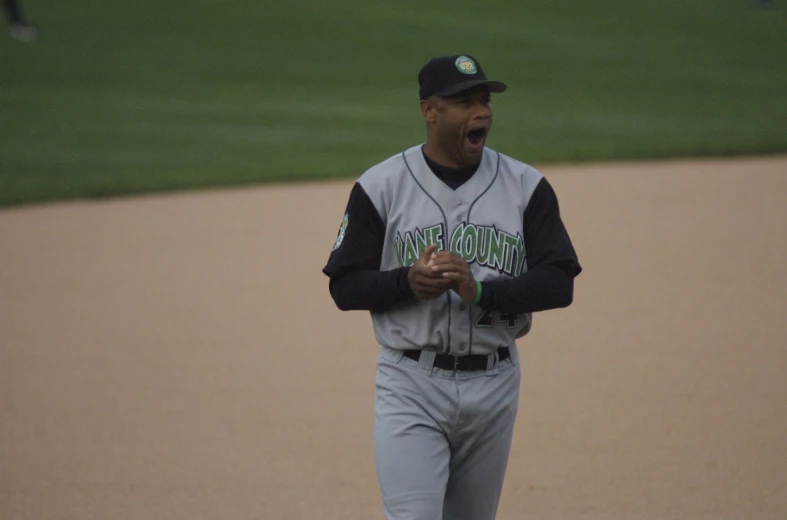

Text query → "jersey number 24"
[475,310,519,329]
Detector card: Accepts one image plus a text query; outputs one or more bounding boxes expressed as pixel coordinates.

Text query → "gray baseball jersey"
[337,144,542,355]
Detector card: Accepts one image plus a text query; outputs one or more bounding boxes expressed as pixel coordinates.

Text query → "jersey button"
[458,344,467,352]
[459,304,467,311]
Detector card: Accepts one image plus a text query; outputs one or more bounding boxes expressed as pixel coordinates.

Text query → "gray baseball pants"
[374,345,521,520]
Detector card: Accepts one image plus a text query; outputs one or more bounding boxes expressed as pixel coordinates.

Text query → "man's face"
[423,86,493,168]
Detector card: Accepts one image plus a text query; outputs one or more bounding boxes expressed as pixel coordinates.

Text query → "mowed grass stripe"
[1,0,785,206]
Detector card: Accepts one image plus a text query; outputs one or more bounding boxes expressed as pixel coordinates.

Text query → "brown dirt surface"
[2,156,786,520]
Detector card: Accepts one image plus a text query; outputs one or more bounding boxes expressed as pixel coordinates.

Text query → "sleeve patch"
[332,213,349,251]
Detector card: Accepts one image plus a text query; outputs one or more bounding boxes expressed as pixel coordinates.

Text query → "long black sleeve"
[329,267,414,312]
[479,262,575,313]
[477,177,581,314]
[323,182,416,312]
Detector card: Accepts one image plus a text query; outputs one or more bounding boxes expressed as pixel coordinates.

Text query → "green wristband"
[472,280,482,305]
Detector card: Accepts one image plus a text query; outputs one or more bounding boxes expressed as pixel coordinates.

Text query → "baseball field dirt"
[1,157,786,519]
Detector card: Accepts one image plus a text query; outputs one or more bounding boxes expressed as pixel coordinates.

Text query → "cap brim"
[434,80,507,98]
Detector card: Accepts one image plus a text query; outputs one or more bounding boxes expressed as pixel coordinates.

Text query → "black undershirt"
[422,151,480,190]
[323,150,581,314]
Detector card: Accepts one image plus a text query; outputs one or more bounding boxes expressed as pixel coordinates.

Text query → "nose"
[473,102,491,120]
[473,100,492,119]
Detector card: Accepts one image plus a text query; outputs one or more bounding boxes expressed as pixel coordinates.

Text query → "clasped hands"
[407,244,478,303]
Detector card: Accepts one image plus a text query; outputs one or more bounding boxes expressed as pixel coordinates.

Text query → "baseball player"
[323,54,582,520]
[3,0,37,41]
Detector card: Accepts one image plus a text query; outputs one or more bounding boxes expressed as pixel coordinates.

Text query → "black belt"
[403,347,510,372]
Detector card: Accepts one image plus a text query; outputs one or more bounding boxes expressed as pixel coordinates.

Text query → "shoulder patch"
[332,213,349,251]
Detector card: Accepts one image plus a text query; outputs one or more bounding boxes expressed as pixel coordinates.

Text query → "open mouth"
[467,128,487,147]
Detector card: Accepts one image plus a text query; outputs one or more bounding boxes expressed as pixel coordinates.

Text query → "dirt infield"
[2,157,786,520]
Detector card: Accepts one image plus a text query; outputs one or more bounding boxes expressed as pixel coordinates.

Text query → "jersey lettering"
[394,222,525,275]
[393,224,445,267]
[448,223,526,277]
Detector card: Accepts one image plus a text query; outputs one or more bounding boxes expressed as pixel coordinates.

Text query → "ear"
[420,99,437,124]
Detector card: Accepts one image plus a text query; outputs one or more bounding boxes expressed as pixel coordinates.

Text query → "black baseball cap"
[418,54,507,100]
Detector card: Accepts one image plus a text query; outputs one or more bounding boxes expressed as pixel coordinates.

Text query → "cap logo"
[455,56,477,75]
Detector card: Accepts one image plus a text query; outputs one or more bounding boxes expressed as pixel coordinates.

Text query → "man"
[322,54,582,520]
[3,0,37,41]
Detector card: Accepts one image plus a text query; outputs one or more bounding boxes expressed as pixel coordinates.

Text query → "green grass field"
[1,0,785,206]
